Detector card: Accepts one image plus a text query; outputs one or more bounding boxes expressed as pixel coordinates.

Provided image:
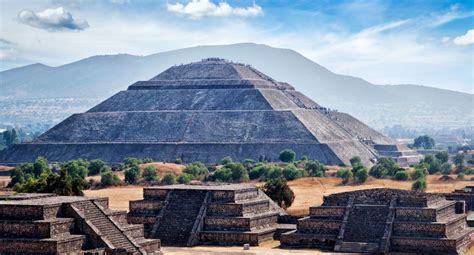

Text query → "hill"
[1,43,472,129]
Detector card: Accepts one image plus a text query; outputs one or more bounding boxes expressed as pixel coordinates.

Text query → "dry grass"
[84,185,143,211]
[140,162,185,175]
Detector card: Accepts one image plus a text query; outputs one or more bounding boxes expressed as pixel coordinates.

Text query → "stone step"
[338,242,379,253]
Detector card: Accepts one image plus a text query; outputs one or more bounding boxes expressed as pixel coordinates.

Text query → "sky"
[0,0,473,93]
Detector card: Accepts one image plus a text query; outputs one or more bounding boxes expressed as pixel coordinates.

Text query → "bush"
[161,173,177,185]
[369,157,398,178]
[221,156,233,165]
[265,166,283,180]
[304,160,325,177]
[336,168,353,184]
[435,151,449,163]
[183,162,208,179]
[394,171,409,181]
[229,163,249,182]
[282,164,303,181]
[441,162,452,174]
[177,173,192,184]
[457,173,465,180]
[213,168,232,182]
[300,155,308,161]
[174,158,183,164]
[143,165,159,181]
[413,135,435,149]
[411,164,428,180]
[412,178,427,191]
[453,153,465,173]
[465,169,474,175]
[33,157,50,177]
[354,167,368,183]
[262,177,295,209]
[279,149,296,163]
[122,157,142,169]
[100,168,120,187]
[88,159,106,176]
[428,159,442,174]
[62,160,89,179]
[124,166,141,184]
[350,156,362,167]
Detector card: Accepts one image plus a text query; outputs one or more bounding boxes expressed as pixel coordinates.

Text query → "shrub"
[279,149,296,163]
[183,162,208,179]
[394,171,409,181]
[422,154,435,165]
[221,156,233,165]
[354,167,368,183]
[265,166,283,180]
[465,169,474,175]
[412,178,427,191]
[122,157,142,169]
[213,168,232,182]
[88,159,106,176]
[174,158,183,164]
[453,153,465,173]
[262,177,295,209]
[457,173,465,180]
[62,160,89,179]
[33,157,50,177]
[304,160,325,177]
[177,173,192,184]
[300,155,308,161]
[336,168,353,184]
[142,158,153,163]
[100,168,120,187]
[124,166,141,184]
[369,157,398,178]
[350,156,362,167]
[411,164,428,180]
[435,151,449,163]
[282,164,302,181]
[161,173,177,185]
[143,165,159,181]
[229,163,249,182]
[428,159,442,174]
[440,162,452,174]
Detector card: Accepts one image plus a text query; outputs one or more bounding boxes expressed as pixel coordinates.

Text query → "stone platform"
[0,193,161,255]
[127,184,287,247]
[280,188,474,254]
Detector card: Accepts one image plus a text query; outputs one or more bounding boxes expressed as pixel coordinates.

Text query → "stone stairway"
[75,200,139,253]
[153,190,207,246]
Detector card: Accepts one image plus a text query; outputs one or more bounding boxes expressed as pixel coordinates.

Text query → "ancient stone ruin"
[0,58,421,166]
[0,193,161,254]
[127,184,286,246]
[281,188,474,254]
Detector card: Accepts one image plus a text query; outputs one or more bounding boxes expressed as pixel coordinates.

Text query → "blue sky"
[0,0,473,93]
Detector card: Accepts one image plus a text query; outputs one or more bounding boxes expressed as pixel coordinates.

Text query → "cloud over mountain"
[167,0,263,19]
[17,7,89,32]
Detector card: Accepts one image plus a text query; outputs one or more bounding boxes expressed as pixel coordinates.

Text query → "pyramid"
[0,58,421,166]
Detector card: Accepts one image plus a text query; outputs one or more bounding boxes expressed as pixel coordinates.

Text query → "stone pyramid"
[0,58,420,166]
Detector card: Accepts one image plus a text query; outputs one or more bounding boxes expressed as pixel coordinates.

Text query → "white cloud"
[167,0,263,19]
[0,38,17,60]
[453,29,474,45]
[17,7,89,32]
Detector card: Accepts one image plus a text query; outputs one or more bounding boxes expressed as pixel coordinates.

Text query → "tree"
[413,135,435,149]
[143,165,159,181]
[33,157,50,177]
[62,160,89,179]
[350,156,362,167]
[282,164,303,181]
[369,157,399,178]
[213,167,233,182]
[336,168,353,184]
[88,159,106,176]
[435,151,449,163]
[177,173,192,184]
[453,153,465,173]
[161,173,177,185]
[228,163,249,182]
[304,160,325,177]
[2,129,18,147]
[221,156,234,165]
[422,154,435,165]
[354,167,369,183]
[174,158,183,164]
[440,162,452,174]
[122,157,142,169]
[101,168,120,187]
[411,164,428,180]
[412,178,427,191]
[124,165,141,184]
[279,149,296,163]
[394,171,409,181]
[262,177,295,209]
[183,162,208,179]
[142,157,153,163]
[428,159,442,174]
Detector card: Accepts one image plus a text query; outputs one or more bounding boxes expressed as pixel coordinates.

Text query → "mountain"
[0,43,472,129]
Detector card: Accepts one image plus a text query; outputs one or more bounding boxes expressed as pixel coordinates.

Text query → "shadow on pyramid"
[0,58,421,166]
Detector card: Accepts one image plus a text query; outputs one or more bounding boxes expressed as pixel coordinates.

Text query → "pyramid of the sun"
[0,58,420,166]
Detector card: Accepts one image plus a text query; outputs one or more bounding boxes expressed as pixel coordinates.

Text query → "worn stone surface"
[0,193,161,255]
[0,58,420,166]
[281,188,474,254]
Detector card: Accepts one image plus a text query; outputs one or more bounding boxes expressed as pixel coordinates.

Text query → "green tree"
[143,165,159,181]
[161,173,177,185]
[412,178,427,191]
[336,168,353,184]
[279,149,296,163]
[369,157,399,178]
[142,157,153,163]
[62,160,89,179]
[122,157,142,169]
[124,165,141,184]
[282,164,303,181]
[213,167,233,182]
[422,154,436,165]
[354,167,369,183]
[304,160,325,177]
[453,153,465,173]
[350,156,362,167]
[2,129,19,147]
[177,173,192,184]
[221,156,234,165]
[394,171,409,181]
[413,135,435,149]
[435,151,449,163]
[411,164,429,180]
[88,159,106,176]
[262,177,295,209]
[183,162,208,179]
[101,168,120,187]
[265,166,283,180]
[428,159,442,174]
[33,157,50,177]
[174,158,183,164]
[440,162,452,174]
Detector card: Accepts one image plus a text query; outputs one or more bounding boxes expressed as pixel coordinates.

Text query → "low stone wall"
[310,206,345,219]
[298,219,341,235]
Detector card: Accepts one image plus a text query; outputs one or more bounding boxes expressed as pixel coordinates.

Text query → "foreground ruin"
[0,193,161,254]
[0,58,421,166]
[281,188,474,254]
[128,184,286,246]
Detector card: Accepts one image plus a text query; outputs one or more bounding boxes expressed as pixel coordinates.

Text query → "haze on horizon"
[0,0,473,93]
